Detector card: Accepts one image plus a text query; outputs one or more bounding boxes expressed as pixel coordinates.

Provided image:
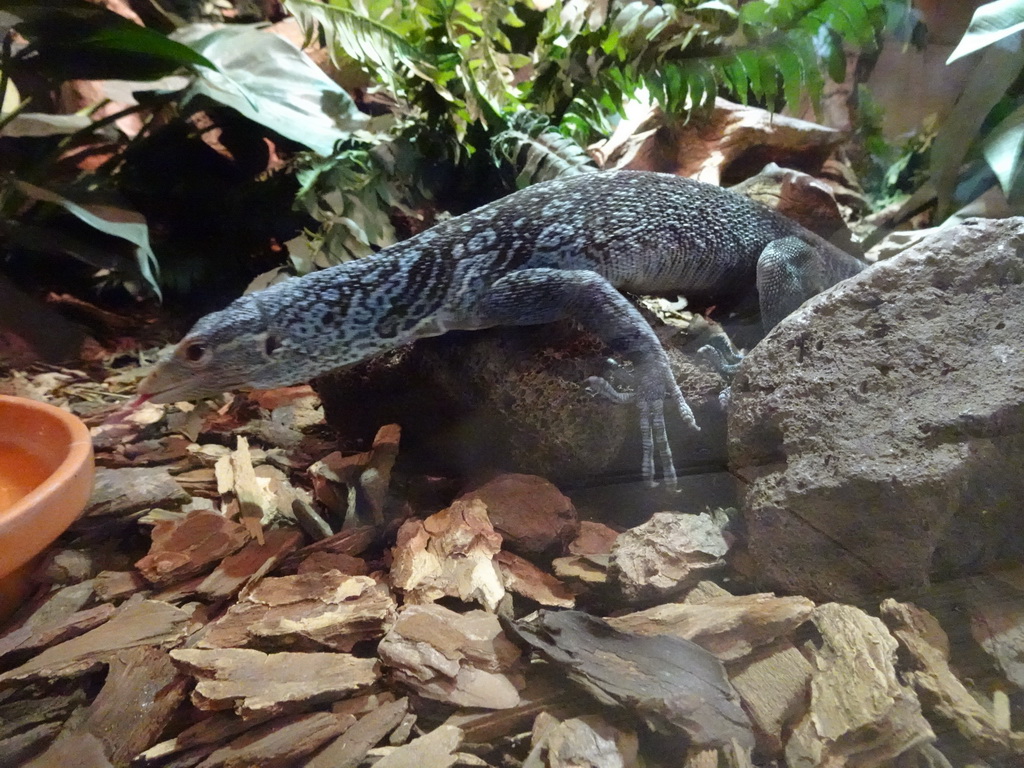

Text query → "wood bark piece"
[784,603,934,768]
[93,570,149,603]
[390,499,505,611]
[372,724,463,768]
[35,548,103,585]
[552,554,610,585]
[0,600,189,684]
[730,164,862,254]
[196,527,305,602]
[611,511,731,602]
[496,551,574,608]
[362,423,401,523]
[443,669,577,744]
[228,435,270,543]
[309,424,401,524]
[196,711,355,768]
[727,642,813,757]
[296,551,368,576]
[0,603,116,664]
[78,645,189,765]
[135,510,249,586]
[198,571,396,652]
[543,715,639,768]
[606,593,814,662]
[84,467,190,518]
[568,521,620,556]
[0,721,64,767]
[283,525,378,571]
[1,579,94,638]
[23,725,114,768]
[378,604,523,709]
[457,473,579,557]
[597,98,842,185]
[135,712,273,767]
[304,697,409,768]
[881,598,1024,759]
[291,497,334,541]
[171,648,379,717]
[512,610,753,749]
[0,688,87,741]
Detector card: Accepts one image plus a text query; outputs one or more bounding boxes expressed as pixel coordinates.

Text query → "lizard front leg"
[755,236,832,330]
[463,268,699,487]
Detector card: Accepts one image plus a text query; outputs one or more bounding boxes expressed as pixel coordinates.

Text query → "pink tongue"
[127,394,152,410]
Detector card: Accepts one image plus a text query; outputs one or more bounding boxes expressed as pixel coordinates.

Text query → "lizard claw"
[585,361,698,488]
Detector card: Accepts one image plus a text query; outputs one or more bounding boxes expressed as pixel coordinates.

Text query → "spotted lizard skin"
[140,170,866,485]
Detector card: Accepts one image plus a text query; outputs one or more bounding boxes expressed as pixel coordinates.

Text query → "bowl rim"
[0,394,94,529]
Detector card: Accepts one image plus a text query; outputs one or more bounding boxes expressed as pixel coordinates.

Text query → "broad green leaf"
[982,101,1024,198]
[1,113,91,138]
[948,0,1024,63]
[932,36,1024,214]
[0,0,214,80]
[175,24,367,156]
[738,1,770,25]
[15,180,161,297]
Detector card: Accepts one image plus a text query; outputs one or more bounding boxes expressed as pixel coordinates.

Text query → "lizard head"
[139,292,314,404]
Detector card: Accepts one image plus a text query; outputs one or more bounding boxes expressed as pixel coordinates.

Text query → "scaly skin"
[140,170,866,485]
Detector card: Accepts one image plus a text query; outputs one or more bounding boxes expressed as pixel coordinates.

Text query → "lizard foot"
[586,363,698,489]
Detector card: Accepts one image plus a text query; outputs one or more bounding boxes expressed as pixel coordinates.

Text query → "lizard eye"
[182,342,208,363]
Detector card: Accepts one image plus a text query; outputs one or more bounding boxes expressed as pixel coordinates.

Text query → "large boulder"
[315,319,729,486]
[729,218,1024,601]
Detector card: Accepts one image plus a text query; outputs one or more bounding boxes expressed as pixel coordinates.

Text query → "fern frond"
[636,0,881,116]
[284,0,435,98]
[492,112,597,187]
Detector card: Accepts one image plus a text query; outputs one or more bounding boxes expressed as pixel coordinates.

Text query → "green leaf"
[491,111,595,186]
[0,0,215,80]
[0,113,91,138]
[931,38,1024,214]
[285,0,437,99]
[175,24,367,156]
[948,0,1024,63]
[738,1,770,26]
[773,44,805,111]
[15,180,161,297]
[982,101,1024,199]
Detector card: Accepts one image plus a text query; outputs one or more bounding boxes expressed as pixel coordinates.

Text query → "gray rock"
[729,217,1024,601]
[317,319,729,485]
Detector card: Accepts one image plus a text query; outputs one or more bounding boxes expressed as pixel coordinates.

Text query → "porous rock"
[317,319,728,485]
[730,217,1024,600]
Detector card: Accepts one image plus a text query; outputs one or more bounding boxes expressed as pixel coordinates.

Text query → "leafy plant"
[281,0,884,263]
[0,0,366,296]
[929,0,1024,217]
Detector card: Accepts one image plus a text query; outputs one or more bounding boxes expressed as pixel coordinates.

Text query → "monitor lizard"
[139,170,866,487]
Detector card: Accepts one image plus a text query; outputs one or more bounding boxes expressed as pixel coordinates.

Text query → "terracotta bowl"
[0,395,94,623]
